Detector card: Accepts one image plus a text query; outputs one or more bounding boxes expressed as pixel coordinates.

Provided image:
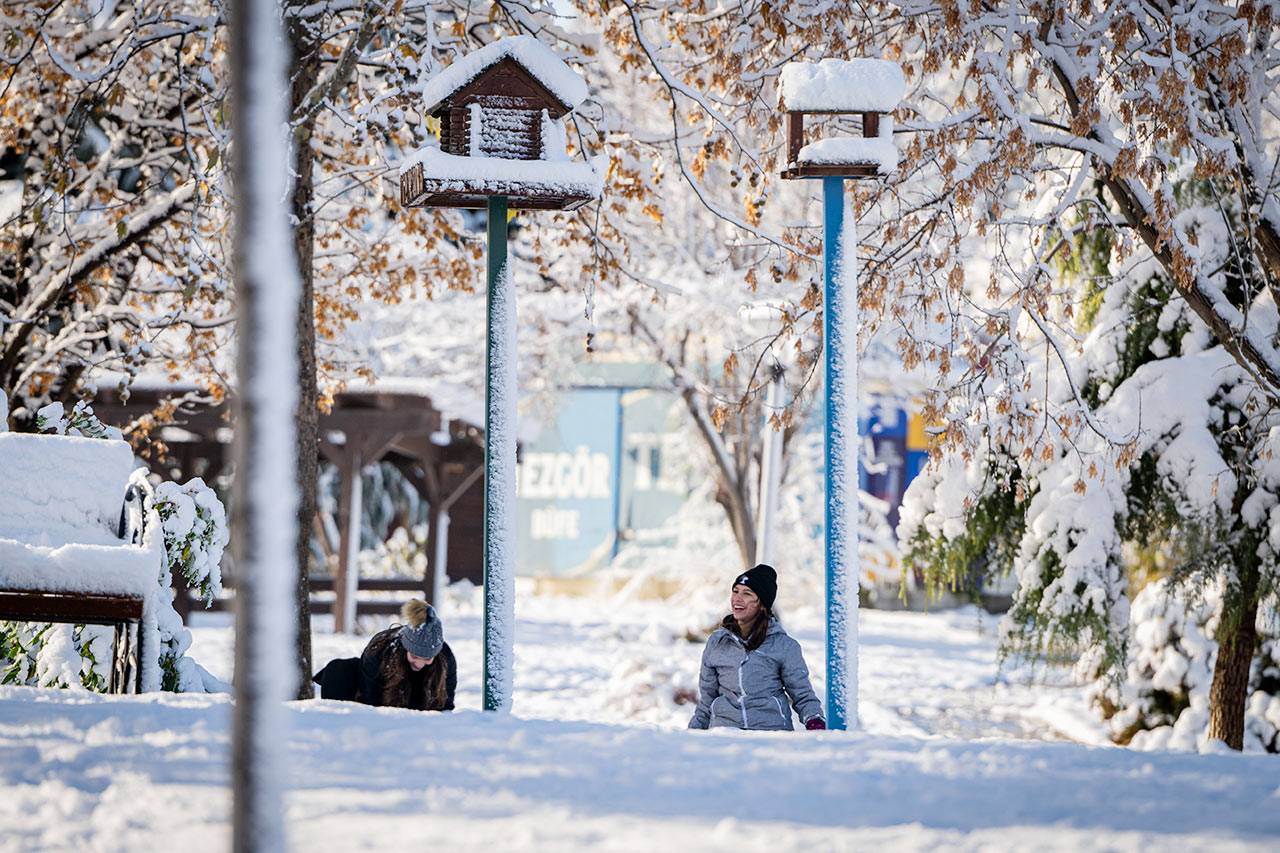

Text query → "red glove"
[806,718,826,731]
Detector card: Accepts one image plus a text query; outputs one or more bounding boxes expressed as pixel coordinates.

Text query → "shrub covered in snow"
[152,478,228,604]
[357,524,429,579]
[35,400,123,440]
[1092,578,1279,753]
[1247,636,1280,752]
[0,621,116,692]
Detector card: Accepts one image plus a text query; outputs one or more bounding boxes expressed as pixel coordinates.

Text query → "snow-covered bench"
[0,433,162,693]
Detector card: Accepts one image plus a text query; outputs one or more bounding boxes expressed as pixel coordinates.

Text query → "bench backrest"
[0,433,137,546]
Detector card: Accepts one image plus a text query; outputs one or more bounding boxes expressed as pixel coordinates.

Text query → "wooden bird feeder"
[399,36,601,212]
[777,58,905,181]
[394,36,604,712]
[774,56,905,731]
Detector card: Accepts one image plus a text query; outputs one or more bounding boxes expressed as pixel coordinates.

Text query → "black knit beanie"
[733,564,778,610]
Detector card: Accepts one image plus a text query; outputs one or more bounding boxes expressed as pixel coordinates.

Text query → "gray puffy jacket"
[688,618,823,731]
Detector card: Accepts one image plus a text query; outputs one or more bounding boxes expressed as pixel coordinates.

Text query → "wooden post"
[787,111,805,165]
[862,111,879,139]
[334,448,362,633]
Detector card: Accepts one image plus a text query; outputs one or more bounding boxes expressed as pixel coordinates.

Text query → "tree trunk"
[230,0,300,846]
[286,9,321,700]
[1207,573,1261,750]
[715,481,756,569]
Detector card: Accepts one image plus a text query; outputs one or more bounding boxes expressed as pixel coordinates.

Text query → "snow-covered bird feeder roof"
[0,433,159,598]
[400,35,602,211]
[778,58,905,181]
[778,58,906,113]
[421,35,589,119]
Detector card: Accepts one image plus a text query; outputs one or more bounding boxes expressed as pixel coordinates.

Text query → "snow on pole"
[340,449,363,633]
[229,0,300,849]
[824,177,859,731]
[483,195,516,712]
[432,509,450,610]
[755,365,786,566]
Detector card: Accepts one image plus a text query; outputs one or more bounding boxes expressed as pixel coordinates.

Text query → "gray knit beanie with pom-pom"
[398,599,444,659]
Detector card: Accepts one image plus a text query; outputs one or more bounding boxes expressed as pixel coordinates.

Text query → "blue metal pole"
[823,176,858,731]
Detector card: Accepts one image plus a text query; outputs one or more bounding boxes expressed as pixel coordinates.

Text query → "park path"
[188,591,1105,742]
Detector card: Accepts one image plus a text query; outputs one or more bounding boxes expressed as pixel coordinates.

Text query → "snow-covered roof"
[400,142,603,202]
[778,59,906,113]
[0,433,158,597]
[421,35,590,116]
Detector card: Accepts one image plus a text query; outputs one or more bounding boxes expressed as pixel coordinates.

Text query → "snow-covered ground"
[2,590,1277,851]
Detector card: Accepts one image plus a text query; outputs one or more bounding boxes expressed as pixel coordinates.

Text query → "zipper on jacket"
[737,639,748,728]
[773,695,786,726]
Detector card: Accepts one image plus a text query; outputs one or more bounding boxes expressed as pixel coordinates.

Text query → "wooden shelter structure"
[95,383,486,632]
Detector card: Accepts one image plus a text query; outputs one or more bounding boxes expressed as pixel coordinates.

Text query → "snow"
[0,179,21,223]
[420,35,590,116]
[799,137,899,173]
[0,433,136,547]
[540,109,569,161]
[400,140,604,199]
[0,539,158,598]
[778,59,906,113]
[468,101,483,157]
[0,433,159,597]
[2,596,1278,850]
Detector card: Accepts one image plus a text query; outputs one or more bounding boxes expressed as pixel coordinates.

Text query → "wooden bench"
[0,591,145,693]
[0,434,160,693]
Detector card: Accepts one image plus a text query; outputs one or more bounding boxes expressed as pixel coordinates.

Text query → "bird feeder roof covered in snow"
[777,58,905,180]
[399,36,603,211]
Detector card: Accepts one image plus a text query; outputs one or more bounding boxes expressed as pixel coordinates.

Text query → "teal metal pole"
[482,195,515,712]
[823,176,858,731]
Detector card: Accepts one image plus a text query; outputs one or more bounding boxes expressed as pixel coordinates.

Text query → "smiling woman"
[688,565,826,732]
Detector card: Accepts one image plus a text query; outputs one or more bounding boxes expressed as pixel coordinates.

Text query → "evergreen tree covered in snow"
[902,184,1280,750]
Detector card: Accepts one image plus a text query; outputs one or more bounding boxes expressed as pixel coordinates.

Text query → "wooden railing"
[180,576,427,620]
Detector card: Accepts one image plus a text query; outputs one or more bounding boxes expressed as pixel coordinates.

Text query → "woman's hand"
[805,718,826,730]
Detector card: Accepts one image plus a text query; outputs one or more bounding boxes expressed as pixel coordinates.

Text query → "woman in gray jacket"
[688,564,826,731]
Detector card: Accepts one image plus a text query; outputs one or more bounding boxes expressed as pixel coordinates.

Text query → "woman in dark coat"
[688,564,825,731]
[314,599,456,711]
